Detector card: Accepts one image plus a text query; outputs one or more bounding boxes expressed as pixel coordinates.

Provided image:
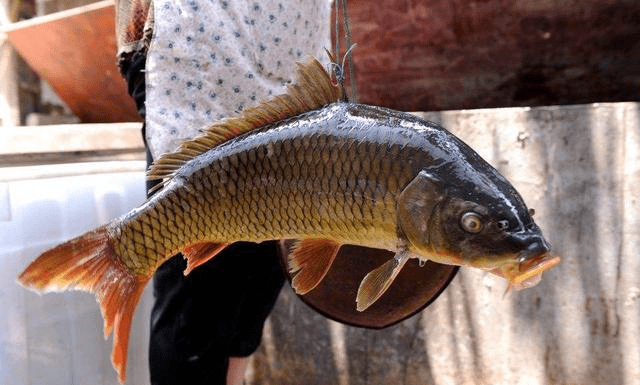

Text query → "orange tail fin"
[17,226,149,383]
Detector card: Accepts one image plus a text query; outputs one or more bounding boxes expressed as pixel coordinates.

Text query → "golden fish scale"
[113,132,418,275]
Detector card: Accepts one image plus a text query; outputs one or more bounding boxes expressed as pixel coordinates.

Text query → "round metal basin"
[280,242,458,329]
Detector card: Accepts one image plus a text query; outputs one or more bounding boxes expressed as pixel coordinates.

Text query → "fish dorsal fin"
[147,58,344,184]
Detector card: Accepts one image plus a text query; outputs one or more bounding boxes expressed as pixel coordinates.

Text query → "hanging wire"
[334,0,340,72]
[340,0,357,102]
[332,0,358,103]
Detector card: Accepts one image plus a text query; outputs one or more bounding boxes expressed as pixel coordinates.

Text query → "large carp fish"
[19,58,559,382]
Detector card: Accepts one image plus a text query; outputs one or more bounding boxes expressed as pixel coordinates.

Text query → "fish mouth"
[508,252,561,290]
[489,239,561,291]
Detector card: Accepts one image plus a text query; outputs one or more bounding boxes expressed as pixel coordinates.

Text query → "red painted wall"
[335,0,640,111]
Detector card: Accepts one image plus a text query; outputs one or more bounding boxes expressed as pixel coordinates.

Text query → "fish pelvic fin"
[182,242,228,275]
[288,239,341,295]
[356,251,411,312]
[147,58,344,190]
[17,226,150,384]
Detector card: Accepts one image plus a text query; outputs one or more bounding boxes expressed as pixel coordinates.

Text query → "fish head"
[397,170,559,289]
[431,196,559,289]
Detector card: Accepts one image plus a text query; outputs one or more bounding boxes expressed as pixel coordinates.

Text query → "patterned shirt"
[116,0,331,158]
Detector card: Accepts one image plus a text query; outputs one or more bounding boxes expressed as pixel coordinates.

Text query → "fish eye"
[497,219,510,230]
[460,212,483,234]
[528,208,536,216]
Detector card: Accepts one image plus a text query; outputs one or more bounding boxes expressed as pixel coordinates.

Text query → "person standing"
[114,1,331,383]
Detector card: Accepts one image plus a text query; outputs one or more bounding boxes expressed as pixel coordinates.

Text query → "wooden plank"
[0,161,146,182]
[0,122,145,166]
[2,1,141,123]
[0,147,144,166]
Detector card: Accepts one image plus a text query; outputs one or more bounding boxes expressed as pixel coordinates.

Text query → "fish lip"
[507,251,561,290]
[517,250,551,273]
[515,236,551,264]
[515,236,551,272]
[483,235,558,290]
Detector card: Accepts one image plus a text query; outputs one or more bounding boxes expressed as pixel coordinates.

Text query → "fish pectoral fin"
[288,239,341,295]
[182,242,228,275]
[356,252,411,312]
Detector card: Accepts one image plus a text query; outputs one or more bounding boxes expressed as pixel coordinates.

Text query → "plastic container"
[0,162,150,385]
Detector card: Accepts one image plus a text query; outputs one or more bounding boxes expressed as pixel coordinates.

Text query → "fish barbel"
[18,58,559,382]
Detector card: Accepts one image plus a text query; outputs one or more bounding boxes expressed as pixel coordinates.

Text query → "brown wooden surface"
[339,0,640,111]
[4,1,140,123]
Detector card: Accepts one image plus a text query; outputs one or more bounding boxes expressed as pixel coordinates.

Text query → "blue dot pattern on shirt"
[145,0,331,159]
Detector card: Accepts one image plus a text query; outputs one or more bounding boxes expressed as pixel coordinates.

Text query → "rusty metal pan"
[280,242,458,329]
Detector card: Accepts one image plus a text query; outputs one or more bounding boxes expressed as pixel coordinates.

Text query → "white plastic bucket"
[0,161,150,385]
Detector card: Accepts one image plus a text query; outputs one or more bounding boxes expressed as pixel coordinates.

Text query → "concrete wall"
[248,102,640,385]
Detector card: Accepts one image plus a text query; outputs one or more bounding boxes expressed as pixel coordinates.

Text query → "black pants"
[149,243,284,384]
[122,50,285,385]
